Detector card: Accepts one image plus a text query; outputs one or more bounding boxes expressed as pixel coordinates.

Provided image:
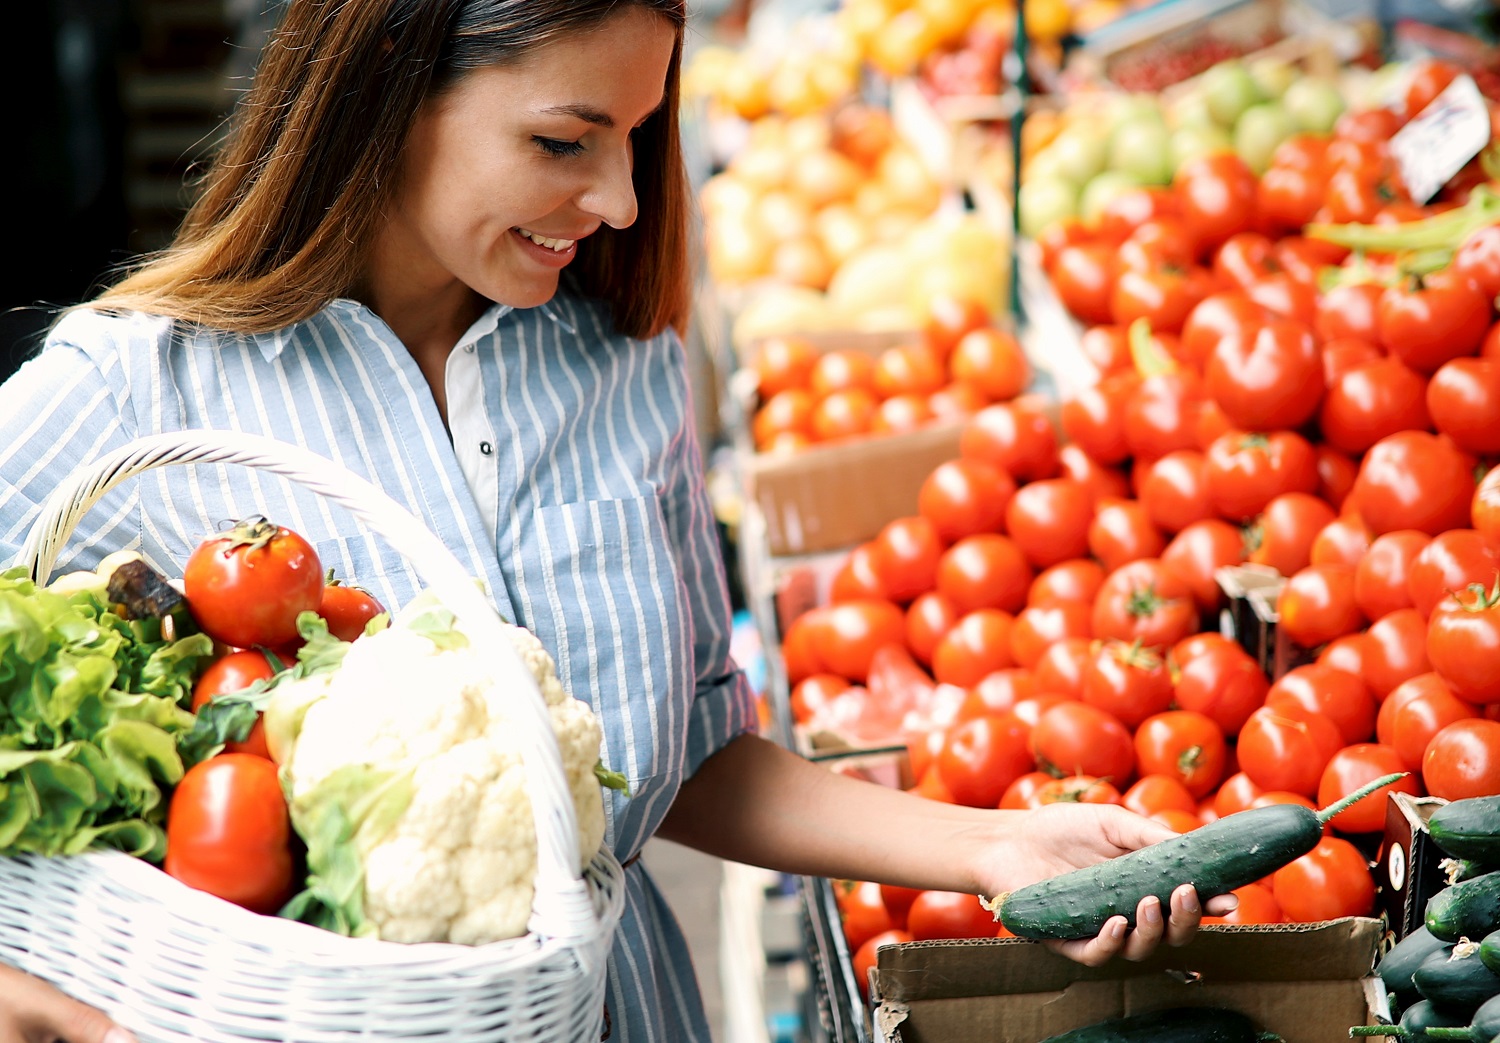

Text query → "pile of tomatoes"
[781,62,1500,970]
[164,518,383,915]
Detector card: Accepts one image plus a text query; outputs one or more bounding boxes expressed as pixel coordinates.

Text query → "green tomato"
[1283,77,1346,134]
[1019,179,1080,239]
[1045,129,1109,185]
[1202,60,1265,127]
[1234,101,1296,175]
[1080,170,1144,226]
[1168,91,1219,131]
[1248,56,1297,99]
[1109,118,1174,185]
[1170,124,1234,169]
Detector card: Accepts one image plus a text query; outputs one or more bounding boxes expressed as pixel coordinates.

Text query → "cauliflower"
[266,601,615,945]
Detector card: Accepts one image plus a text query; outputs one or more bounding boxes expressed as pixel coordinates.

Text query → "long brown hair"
[87,0,690,339]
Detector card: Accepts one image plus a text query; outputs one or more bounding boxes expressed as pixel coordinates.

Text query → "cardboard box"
[1376,793,1451,949]
[871,919,1385,1043]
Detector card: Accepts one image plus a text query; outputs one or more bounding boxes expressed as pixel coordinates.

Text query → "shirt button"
[464,344,476,353]
[479,441,493,456]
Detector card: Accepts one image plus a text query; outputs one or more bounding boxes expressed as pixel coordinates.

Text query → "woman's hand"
[982,803,1238,967]
[0,964,135,1043]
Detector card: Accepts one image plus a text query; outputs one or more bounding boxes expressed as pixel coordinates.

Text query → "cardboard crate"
[871,919,1385,1043]
[1376,793,1452,950]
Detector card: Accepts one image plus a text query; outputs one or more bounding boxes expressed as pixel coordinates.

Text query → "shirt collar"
[250,297,527,363]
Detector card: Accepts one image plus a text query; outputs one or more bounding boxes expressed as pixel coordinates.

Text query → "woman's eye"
[534,136,585,158]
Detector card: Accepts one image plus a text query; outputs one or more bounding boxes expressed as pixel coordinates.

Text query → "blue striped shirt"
[0,293,758,1042]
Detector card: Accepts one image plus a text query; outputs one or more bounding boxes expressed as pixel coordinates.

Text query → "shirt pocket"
[311,531,421,620]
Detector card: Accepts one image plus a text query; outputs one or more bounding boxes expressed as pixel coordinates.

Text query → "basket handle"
[18,430,599,945]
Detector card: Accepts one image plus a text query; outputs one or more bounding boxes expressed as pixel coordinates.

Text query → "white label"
[1391,74,1492,204]
[1389,842,1408,891]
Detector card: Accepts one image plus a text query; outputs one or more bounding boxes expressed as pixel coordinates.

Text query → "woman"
[0,1,1227,1040]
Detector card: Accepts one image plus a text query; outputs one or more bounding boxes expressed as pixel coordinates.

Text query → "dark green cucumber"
[995,772,1404,939]
[1447,860,1500,886]
[1039,1006,1274,1042]
[1403,1000,1474,1035]
[1415,944,1500,1008]
[1480,930,1500,975]
[1383,928,1456,1006]
[1430,798,1500,862]
[1423,991,1500,1038]
[1428,872,1500,942]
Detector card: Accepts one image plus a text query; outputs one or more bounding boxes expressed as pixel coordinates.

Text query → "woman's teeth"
[515,227,575,252]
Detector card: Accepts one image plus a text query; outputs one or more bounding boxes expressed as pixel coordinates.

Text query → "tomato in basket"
[191,649,283,759]
[318,578,387,642]
[164,753,296,915]
[183,517,324,649]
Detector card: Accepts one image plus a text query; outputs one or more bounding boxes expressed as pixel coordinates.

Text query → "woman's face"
[379,7,675,311]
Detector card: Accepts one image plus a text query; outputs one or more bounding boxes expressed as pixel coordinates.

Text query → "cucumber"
[1402,999,1474,1035]
[1421,992,1500,1039]
[994,772,1404,939]
[1429,872,1500,943]
[1446,859,1500,886]
[1430,797,1500,862]
[1415,944,1500,1009]
[1383,928,1457,1007]
[1039,1006,1276,1042]
[1480,930,1500,975]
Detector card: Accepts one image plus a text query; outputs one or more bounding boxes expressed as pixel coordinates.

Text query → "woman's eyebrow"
[536,103,615,127]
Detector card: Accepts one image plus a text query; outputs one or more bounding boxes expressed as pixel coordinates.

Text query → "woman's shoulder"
[47,306,178,356]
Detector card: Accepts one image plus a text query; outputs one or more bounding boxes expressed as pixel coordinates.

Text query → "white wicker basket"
[0,430,627,1042]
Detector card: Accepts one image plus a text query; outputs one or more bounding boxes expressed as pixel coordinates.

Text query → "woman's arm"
[658,733,1227,965]
[0,963,136,1043]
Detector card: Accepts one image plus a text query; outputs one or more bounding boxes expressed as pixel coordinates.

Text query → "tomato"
[960,402,1059,484]
[1318,744,1421,834]
[932,609,1015,688]
[1028,559,1107,608]
[1000,770,1056,809]
[1403,58,1462,119]
[840,880,894,952]
[809,600,908,683]
[1245,274,1319,327]
[1429,583,1500,705]
[1277,564,1363,650]
[1060,373,1138,467]
[1092,558,1198,648]
[1059,445,1131,504]
[809,350,877,398]
[1475,467,1500,552]
[1124,371,1210,461]
[1362,609,1433,701]
[923,294,993,360]
[905,591,959,667]
[951,329,1031,402]
[1265,664,1376,746]
[1308,516,1371,571]
[1214,771,1265,818]
[1161,519,1246,612]
[1087,499,1166,573]
[781,609,828,685]
[935,534,1031,616]
[1203,318,1324,432]
[1150,808,1204,833]
[873,390,937,434]
[868,517,944,605]
[1428,358,1500,455]
[874,343,945,401]
[1122,774,1199,817]
[1316,447,1360,513]
[1081,641,1173,731]
[1351,432,1477,537]
[1409,530,1500,619]
[831,543,888,604]
[1274,237,1347,287]
[928,381,989,422]
[1424,719,1500,800]
[1032,637,1094,700]
[935,712,1034,808]
[1383,672,1478,772]
[750,335,818,398]
[1315,283,1382,344]
[183,518,324,650]
[164,753,296,914]
[910,767,955,803]
[1119,218,1198,274]
[1204,430,1319,523]
[852,928,912,999]
[1051,243,1118,325]
[1004,479,1093,569]
[1378,281,1492,374]
[907,890,999,941]
[1079,326,1133,376]
[1172,632,1239,665]
[1172,641,1269,737]
[1351,534,1427,627]
[1138,451,1214,534]
[1248,493,1337,578]
[1030,701,1135,782]
[1134,710,1227,799]
[966,667,1037,716]
[1258,162,1327,233]
[1204,883,1284,925]
[1454,223,1500,299]
[1322,166,1397,225]
[1321,339,1380,386]
[1010,601,1091,670]
[191,650,280,760]
[1319,358,1433,456]
[1272,836,1376,922]
[1174,153,1258,254]
[1334,107,1402,143]
[1111,266,1208,335]
[1097,186,1181,244]
[1237,704,1344,796]
[1180,292,1268,373]
[1034,775,1123,806]
[918,458,1016,544]
[753,389,815,448]
[790,673,851,725]
[810,388,878,442]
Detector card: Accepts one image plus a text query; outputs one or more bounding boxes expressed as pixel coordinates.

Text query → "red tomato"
[1203,883,1284,925]
[1258,162,1326,233]
[932,609,1016,688]
[1122,774,1199,817]
[1315,283,1382,344]
[1151,808,1205,833]
[1319,358,1433,456]
[1172,632,1240,665]
[1272,837,1376,922]
[183,519,324,650]
[1028,559,1107,608]
[951,329,1031,402]
[918,459,1015,543]
[1087,499,1167,573]
[1249,493,1337,578]
[1119,217,1198,273]
[1139,451,1215,534]
[1134,710,1227,799]
[966,668,1037,717]
[832,543,889,604]
[1032,637,1094,701]
[1030,701,1136,782]
[750,335,817,398]
[1005,479,1093,569]
[1079,326,1133,376]
[1237,704,1344,796]
[907,728,946,783]
[1000,770,1056,809]
[1277,565,1364,650]
[191,651,280,760]
[1409,530,1500,619]
[1124,371,1210,461]
[809,600,908,683]
[910,766,955,803]
[753,390,815,449]
[960,402,1060,484]
[1214,234,1277,290]
[782,609,828,685]
[852,928,912,999]
[1206,320,1324,431]
[1172,641,1269,737]
[1429,584,1500,704]
[1009,602,1091,670]
[810,389,878,442]
[1204,430,1319,523]
[928,382,989,422]
[1362,609,1433,701]
[840,880,895,952]
[1321,338,1384,386]
[935,713,1034,808]
[906,891,999,941]
[1174,153,1259,254]
[1245,274,1319,326]
[1310,515,1374,570]
[1051,243,1118,325]
[1384,672,1478,772]
[1378,281,1492,374]
[1161,519,1247,612]
[874,343,946,401]
[791,674,851,725]
[869,517,944,604]
[923,295,993,360]
[905,592,959,667]
[1354,530,1430,621]
[1033,775,1123,806]
[1454,224,1500,299]
[1214,771,1265,818]
[164,753,296,914]
[1316,447,1360,513]
[1061,373,1139,467]
[1179,292,1268,374]
[1265,664,1376,746]
[1092,559,1199,648]
[1403,58,1462,119]
[1428,358,1500,455]
[1318,632,1369,681]
[1317,744,1421,834]
[936,534,1032,616]
[1474,467,1500,552]
[317,582,385,643]
[1097,186,1182,244]
[1059,445,1132,504]
[1350,432,1476,537]
[1111,266,1208,335]
[875,395,936,433]
[1424,719,1500,799]
[1082,641,1173,731]
[809,350,877,398]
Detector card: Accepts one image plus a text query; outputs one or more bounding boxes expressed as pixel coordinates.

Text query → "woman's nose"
[580,145,638,230]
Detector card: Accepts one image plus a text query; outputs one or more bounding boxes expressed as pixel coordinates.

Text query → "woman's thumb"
[27,986,137,1043]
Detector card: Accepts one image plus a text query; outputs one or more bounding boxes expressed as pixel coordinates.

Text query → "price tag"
[1391,73,1492,204]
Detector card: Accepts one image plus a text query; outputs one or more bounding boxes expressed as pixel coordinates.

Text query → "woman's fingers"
[1044,915,1128,967]
[1163,884,1204,947]
[1044,885,1221,966]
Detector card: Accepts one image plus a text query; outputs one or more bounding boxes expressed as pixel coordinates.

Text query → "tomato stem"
[1315,772,1407,825]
